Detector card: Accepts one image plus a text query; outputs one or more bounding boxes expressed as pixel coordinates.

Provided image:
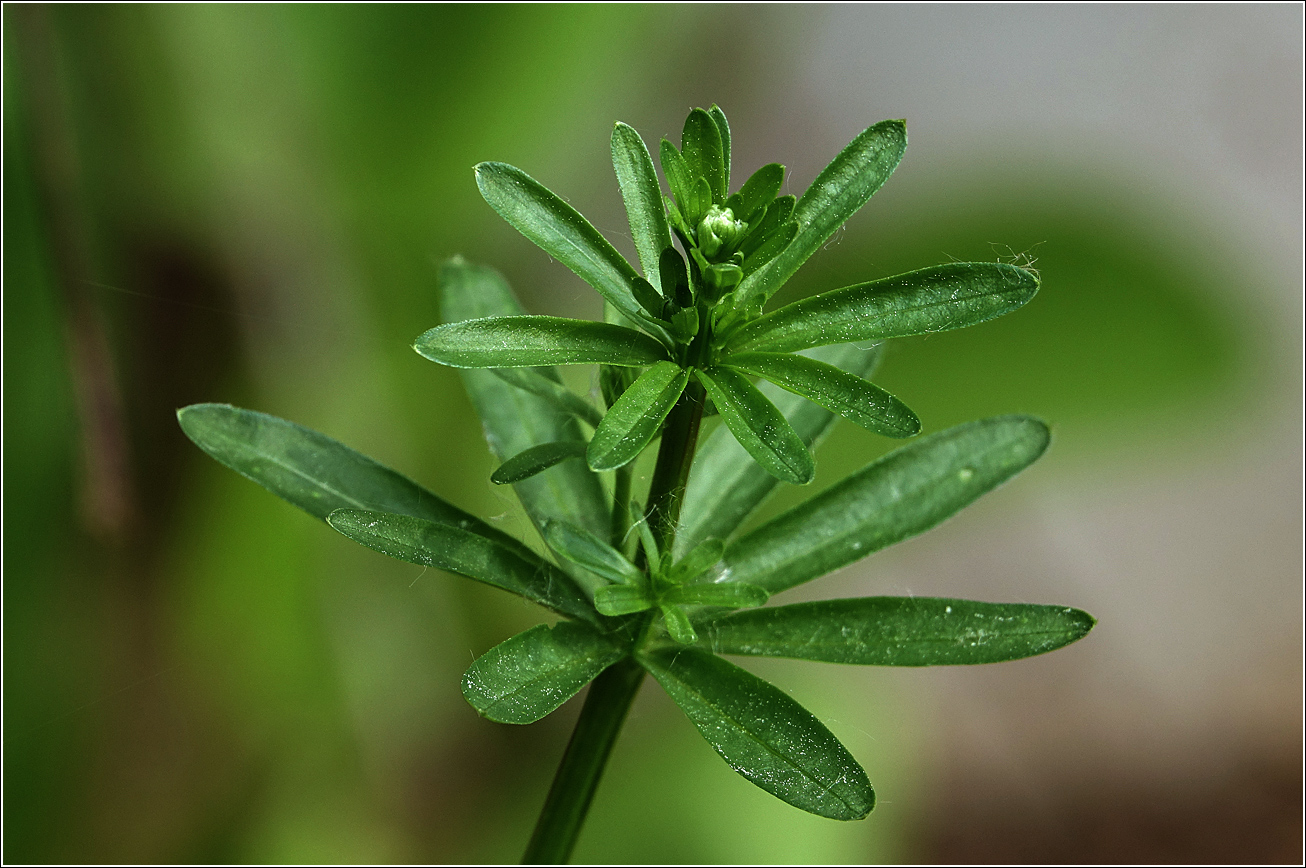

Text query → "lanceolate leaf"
[474,161,645,321]
[439,260,608,588]
[662,582,768,609]
[415,316,668,368]
[727,163,785,224]
[681,108,726,205]
[696,367,815,486]
[543,520,643,587]
[176,404,528,556]
[722,416,1051,594]
[676,343,883,556]
[726,262,1039,356]
[490,367,603,428]
[587,361,689,472]
[708,105,731,191]
[491,441,588,485]
[595,584,653,616]
[703,598,1096,665]
[327,510,597,625]
[735,119,907,310]
[639,647,874,820]
[612,122,674,289]
[462,622,626,724]
[722,352,920,438]
[660,140,695,218]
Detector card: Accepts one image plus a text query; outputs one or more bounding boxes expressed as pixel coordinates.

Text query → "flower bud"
[696,206,747,260]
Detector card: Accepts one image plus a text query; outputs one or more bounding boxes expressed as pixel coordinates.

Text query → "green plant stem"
[609,464,632,549]
[522,656,646,864]
[642,378,708,555]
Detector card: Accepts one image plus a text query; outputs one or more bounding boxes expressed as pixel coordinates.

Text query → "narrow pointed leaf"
[727,262,1040,356]
[595,584,653,616]
[723,352,920,438]
[667,538,726,584]
[660,605,699,645]
[738,194,796,261]
[462,622,626,724]
[612,122,675,289]
[726,162,785,224]
[440,260,608,588]
[543,520,643,587]
[327,510,597,624]
[703,597,1095,665]
[490,367,603,428]
[741,220,798,275]
[696,367,815,485]
[639,647,874,820]
[735,119,907,309]
[677,343,884,556]
[663,582,768,609]
[415,316,668,368]
[176,404,529,554]
[708,105,731,191]
[474,162,646,321]
[723,416,1051,594]
[682,108,726,204]
[660,139,694,214]
[587,361,689,472]
[491,441,588,485]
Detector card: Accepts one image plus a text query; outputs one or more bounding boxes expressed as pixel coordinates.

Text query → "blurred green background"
[4,5,1300,863]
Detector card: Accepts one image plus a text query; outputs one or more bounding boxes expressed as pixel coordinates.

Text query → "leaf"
[660,605,698,645]
[737,194,796,261]
[415,315,669,368]
[676,343,883,556]
[708,105,731,191]
[462,622,626,724]
[612,122,675,290]
[726,162,785,224]
[439,259,608,589]
[587,361,689,472]
[327,510,597,624]
[595,584,653,616]
[682,108,726,205]
[474,161,646,321]
[726,262,1040,356]
[490,367,603,428]
[696,367,815,485]
[722,416,1051,594]
[734,119,907,310]
[722,352,920,438]
[666,538,726,584]
[659,139,694,217]
[639,647,874,820]
[703,597,1095,665]
[741,220,798,276]
[491,441,588,485]
[176,403,529,554]
[543,520,644,587]
[663,582,768,609]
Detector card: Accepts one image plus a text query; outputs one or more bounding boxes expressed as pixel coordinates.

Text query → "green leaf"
[663,582,768,609]
[176,403,529,553]
[735,119,907,310]
[440,259,608,589]
[462,622,626,724]
[696,367,815,485]
[659,604,698,645]
[543,520,643,587]
[726,262,1040,356]
[726,162,785,224]
[666,538,726,584]
[327,510,597,624]
[587,361,689,472]
[741,220,798,276]
[659,139,694,217]
[490,367,603,428]
[682,108,726,205]
[722,416,1051,594]
[677,343,883,556]
[415,315,669,368]
[722,352,920,438]
[474,162,646,321]
[595,584,653,616]
[491,441,588,485]
[708,105,731,191]
[702,597,1096,665]
[612,122,675,290]
[686,176,714,228]
[737,194,796,261]
[639,647,874,820]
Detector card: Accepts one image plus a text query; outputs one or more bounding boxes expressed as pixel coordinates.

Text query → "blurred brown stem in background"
[12,3,136,543]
